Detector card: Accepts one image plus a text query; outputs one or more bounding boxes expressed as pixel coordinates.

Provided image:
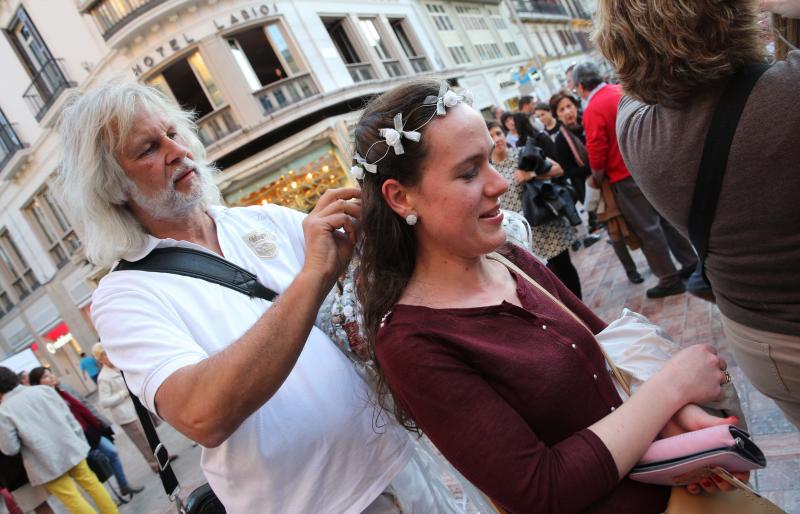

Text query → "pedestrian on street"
[517,95,547,133]
[79,352,100,384]
[0,367,118,514]
[487,121,582,298]
[92,343,160,473]
[573,62,698,298]
[532,102,561,142]
[353,79,742,514]
[56,82,459,513]
[28,368,144,500]
[501,111,518,147]
[548,91,642,284]
[597,0,800,427]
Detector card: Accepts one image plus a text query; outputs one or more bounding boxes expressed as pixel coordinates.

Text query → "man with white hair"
[56,83,444,513]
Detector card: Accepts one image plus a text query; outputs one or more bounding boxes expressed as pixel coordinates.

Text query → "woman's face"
[40,369,58,387]
[488,125,506,152]
[556,97,579,127]
[503,116,516,133]
[402,104,508,260]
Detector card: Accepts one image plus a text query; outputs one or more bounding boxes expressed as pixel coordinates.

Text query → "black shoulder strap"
[121,372,180,500]
[115,247,278,302]
[688,64,769,276]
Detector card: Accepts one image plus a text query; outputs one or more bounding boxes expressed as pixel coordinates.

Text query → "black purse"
[521,180,582,227]
[687,64,769,302]
[87,449,114,483]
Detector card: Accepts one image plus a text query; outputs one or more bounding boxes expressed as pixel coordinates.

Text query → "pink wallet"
[629,424,766,486]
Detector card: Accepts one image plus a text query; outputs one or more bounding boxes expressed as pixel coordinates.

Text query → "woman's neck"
[492,146,508,164]
[401,245,513,308]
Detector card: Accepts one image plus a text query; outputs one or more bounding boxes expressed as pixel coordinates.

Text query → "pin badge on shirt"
[244,229,278,259]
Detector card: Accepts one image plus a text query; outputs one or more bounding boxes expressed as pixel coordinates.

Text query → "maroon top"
[376,244,670,514]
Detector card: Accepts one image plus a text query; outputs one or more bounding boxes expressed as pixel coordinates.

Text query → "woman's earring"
[405,213,418,226]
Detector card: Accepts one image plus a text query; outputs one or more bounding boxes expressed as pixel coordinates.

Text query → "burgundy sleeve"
[377,332,619,514]
[61,390,102,430]
[583,106,610,172]
[503,244,607,334]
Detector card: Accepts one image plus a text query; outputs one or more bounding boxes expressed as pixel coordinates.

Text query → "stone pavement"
[574,236,800,514]
[47,236,799,514]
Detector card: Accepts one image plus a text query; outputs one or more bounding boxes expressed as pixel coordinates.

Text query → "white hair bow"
[379,113,421,156]
[425,82,464,116]
[351,152,377,180]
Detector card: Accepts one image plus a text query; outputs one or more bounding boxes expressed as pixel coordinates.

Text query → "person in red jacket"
[574,62,697,298]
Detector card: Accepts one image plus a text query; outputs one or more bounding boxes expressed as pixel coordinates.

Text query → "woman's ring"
[722,370,732,385]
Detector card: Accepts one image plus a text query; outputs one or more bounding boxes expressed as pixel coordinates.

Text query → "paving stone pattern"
[50,237,798,513]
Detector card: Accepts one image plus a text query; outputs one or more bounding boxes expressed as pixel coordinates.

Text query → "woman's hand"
[658,344,727,406]
[660,404,749,495]
[660,404,737,438]
[761,0,800,18]
[514,169,535,183]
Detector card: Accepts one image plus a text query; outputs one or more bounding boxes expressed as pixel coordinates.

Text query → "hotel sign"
[131,3,278,77]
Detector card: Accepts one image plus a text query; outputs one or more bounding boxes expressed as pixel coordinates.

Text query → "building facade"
[0,0,592,393]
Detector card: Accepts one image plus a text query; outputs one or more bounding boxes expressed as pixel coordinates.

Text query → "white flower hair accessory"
[351,82,471,178]
[379,113,421,156]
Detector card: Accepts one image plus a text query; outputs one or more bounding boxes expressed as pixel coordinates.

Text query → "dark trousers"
[547,249,582,299]
[612,177,697,286]
[611,238,639,277]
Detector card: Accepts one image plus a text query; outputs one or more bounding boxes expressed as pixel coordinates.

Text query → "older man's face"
[117,109,203,220]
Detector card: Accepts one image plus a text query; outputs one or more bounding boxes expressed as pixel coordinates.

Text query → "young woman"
[487,120,582,298]
[354,79,740,514]
[500,111,518,147]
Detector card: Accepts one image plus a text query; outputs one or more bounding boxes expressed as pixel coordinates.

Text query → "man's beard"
[125,157,207,220]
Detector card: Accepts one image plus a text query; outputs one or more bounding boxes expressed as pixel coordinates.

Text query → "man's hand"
[301,188,361,288]
[761,0,800,18]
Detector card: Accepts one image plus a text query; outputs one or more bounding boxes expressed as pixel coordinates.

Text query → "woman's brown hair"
[548,91,579,122]
[354,79,448,431]
[593,0,766,107]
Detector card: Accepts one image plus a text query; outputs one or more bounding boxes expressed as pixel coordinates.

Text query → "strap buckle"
[154,443,171,472]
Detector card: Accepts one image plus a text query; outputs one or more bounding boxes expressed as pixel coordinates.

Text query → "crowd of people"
[490,78,689,299]
[0,0,796,513]
[0,351,155,514]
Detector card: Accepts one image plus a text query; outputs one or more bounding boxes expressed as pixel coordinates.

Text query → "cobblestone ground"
[49,236,799,514]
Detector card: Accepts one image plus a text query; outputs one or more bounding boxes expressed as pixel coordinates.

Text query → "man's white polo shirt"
[91,204,412,513]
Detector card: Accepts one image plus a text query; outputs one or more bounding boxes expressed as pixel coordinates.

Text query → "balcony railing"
[253,74,320,116]
[197,106,240,147]
[346,63,375,83]
[22,58,76,122]
[514,0,569,16]
[87,0,168,40]
[383,60,404,78]
[0,122,25,172]
[409,56,431,73]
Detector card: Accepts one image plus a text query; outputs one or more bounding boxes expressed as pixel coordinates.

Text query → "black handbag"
[687,64,769,302]
[521,180,582,227]
[87,449,114,483]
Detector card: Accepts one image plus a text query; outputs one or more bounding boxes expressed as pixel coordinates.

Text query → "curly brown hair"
[593,0,767,107]
[354,79,446,432]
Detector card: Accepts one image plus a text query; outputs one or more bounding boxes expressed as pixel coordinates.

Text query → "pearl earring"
[405,213,418,226]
